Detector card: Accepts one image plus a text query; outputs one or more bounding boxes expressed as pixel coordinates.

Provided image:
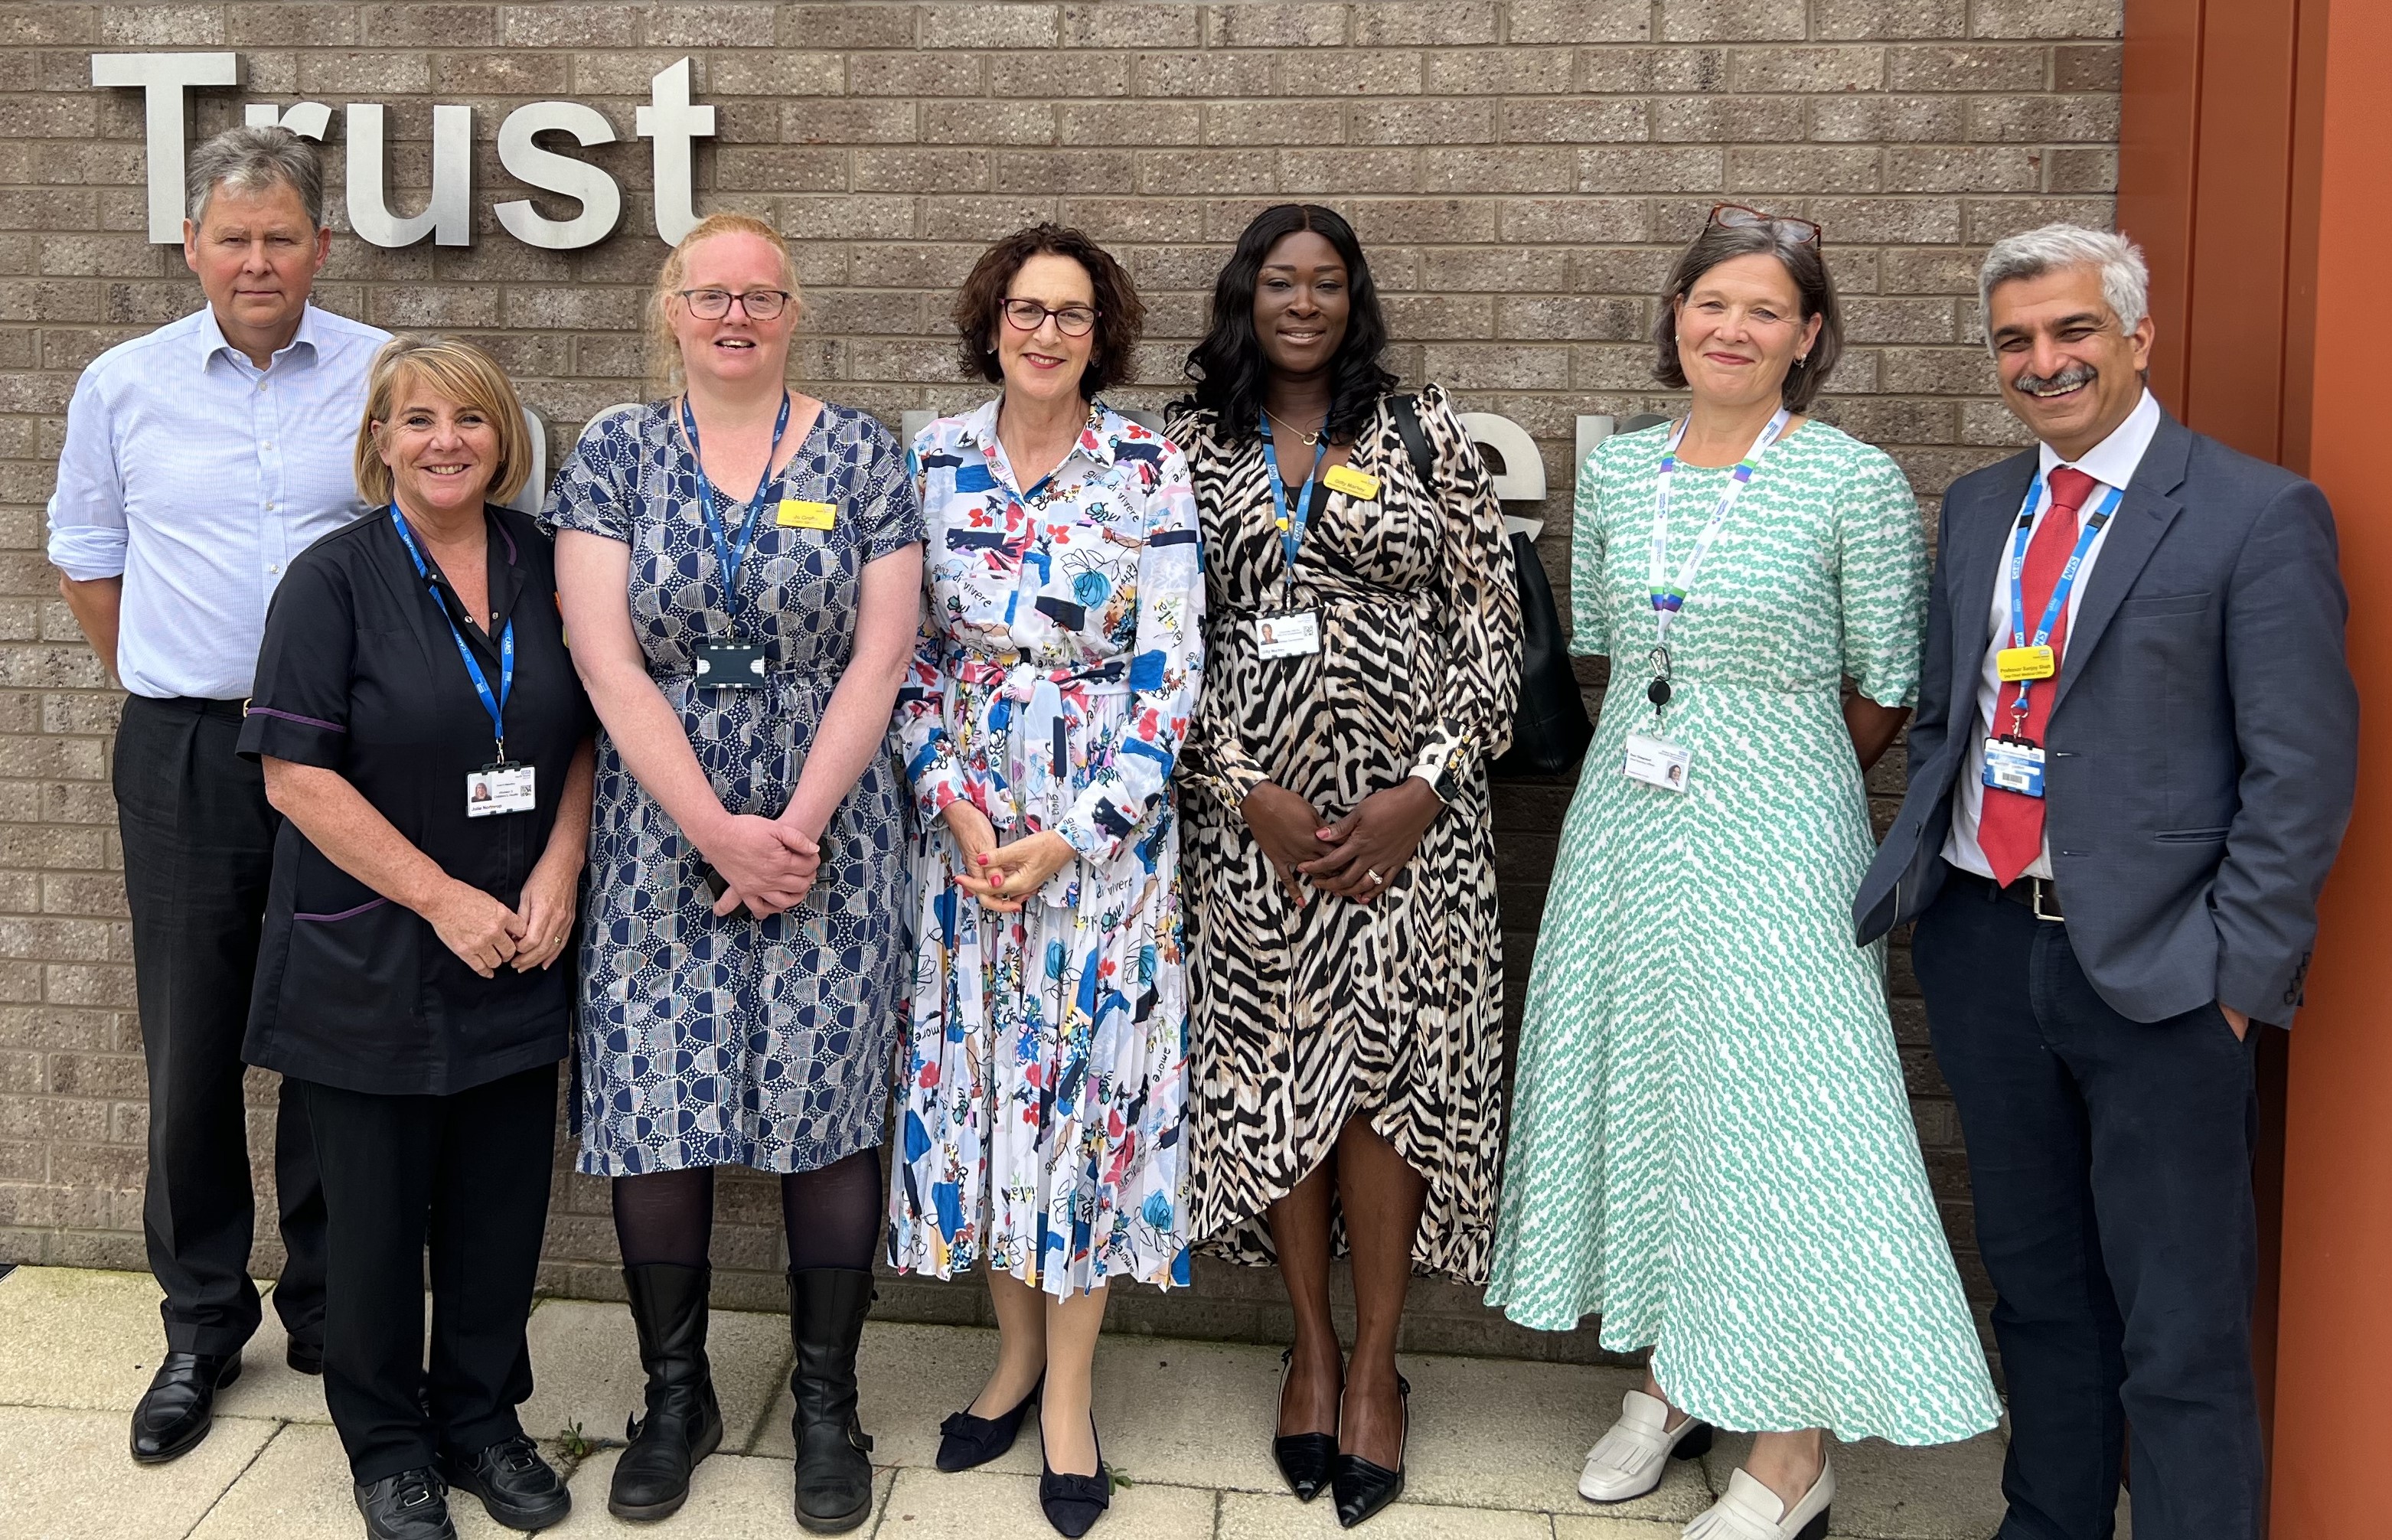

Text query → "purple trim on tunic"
[292,897,388,923]
[247,705,347,733]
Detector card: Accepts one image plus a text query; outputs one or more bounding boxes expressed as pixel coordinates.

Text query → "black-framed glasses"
[677,287,793,321]
[1000,298,1098,337]
[1708,204,1822,246]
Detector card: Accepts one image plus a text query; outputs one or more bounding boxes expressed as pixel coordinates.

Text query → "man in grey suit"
[1854,225,2358,1540]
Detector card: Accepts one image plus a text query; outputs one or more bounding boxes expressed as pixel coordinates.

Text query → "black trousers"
[1911,870,2263,1540]
[299,1063,558,1483]
[115,693,325,1356]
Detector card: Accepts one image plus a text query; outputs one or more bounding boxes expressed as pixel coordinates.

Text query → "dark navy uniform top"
[237,503,594,1097]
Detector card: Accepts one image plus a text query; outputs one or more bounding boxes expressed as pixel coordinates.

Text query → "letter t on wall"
[93,52,241,243]
[637,58,714,246]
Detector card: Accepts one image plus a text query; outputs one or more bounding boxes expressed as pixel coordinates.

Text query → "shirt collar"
[2038,387,2162,494]
[956,398,1115,471]
[195,302,323,375]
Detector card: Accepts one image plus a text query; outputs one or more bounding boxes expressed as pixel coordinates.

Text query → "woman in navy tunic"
[550,213,924,1533]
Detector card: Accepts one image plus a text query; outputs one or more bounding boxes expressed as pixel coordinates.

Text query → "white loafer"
[1683,1459,1834,1540]
[1579,1389,1715,1502]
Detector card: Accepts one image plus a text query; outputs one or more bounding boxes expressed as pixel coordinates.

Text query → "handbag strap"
[1388,393,1437,495]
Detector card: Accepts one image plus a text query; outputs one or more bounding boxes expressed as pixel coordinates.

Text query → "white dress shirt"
[45,303,390,700]
[1943,387,2164,881]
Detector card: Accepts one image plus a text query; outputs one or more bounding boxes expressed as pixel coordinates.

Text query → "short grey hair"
[186,125,326,230]
[1978,223,2149,352]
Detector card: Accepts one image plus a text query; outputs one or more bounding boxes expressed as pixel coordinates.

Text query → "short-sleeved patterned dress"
[1484,421,2001,1444]
[546,400,925,1176]
[886,401,1205,1298]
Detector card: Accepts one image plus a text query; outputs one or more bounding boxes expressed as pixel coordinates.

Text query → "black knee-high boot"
[609,1263,725,1522]
[788,1268,876,1533]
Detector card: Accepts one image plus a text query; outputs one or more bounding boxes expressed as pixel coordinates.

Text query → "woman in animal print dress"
[1167,204,1521,1529]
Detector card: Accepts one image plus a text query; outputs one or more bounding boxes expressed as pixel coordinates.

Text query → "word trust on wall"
[95,51,713,250]
[96,51,1636,515]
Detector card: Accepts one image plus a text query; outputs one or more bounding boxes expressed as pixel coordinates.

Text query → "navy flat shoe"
[935,1374,1041,1473]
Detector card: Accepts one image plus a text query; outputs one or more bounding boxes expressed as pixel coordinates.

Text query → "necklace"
[1264,406,1327,447]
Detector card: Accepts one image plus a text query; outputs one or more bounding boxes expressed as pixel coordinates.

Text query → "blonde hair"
[354,334,533,507]
[648,212,805,393]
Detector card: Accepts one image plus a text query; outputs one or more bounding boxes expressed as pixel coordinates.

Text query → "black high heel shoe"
[1271,1348,1337,1502]
[1330,1372,1408,1529]
[1038,1410,1109,1538]
[935,1374,1042,1473]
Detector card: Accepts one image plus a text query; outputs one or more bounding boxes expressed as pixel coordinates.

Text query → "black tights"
[612,1148,883,1273]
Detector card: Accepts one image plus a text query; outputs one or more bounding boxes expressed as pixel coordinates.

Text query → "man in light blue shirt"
[47,124,388,1467]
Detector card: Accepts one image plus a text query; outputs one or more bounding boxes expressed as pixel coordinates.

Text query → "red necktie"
[1978,466,2100,887]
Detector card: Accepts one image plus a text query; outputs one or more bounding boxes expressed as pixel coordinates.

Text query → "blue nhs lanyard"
[681,390,792,628]
[388,507,514,762]
[2002,472,2124,720]
[1258,409,1327,582]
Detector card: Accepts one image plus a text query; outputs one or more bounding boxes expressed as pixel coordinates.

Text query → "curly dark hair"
[1653,220,1844,413]
[951,223,1144,398]
[1178,204,1398,445]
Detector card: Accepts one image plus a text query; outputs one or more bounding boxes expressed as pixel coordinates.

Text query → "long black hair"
[1179,204,1397,444]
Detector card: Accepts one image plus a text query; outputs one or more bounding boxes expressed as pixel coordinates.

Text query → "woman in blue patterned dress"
[549,214,924,1535]
[888,225,1203,1538]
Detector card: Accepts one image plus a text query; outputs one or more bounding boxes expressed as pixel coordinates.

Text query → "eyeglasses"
[1000,298,1098,337]
[1708,204,1822,246]
[676,288,793,321]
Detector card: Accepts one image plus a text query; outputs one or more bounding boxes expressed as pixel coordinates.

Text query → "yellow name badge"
[1996,644,2058,682]
[1323,464,1381,501]
[777,499,836,530]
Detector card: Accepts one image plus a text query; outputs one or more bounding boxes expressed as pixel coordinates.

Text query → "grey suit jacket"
[1852,411,2358,1026]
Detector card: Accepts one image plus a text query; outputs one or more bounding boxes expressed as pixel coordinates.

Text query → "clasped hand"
[425,856,579,978]
[1243,778,1442,905]
[703,811,822,918]
[943,801,1076,912]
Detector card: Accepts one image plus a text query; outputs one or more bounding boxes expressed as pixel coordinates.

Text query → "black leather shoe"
[609,1262,723,1522]
[286,1338,324,1376]
[1038,1411,1109,1538]
[1330,1373,1409,1529]
[354,1467,458,1540]
[129,1351,241,1463]
[788,1268,876,1534]
[1271,1348,1336,1502]
[440,1433,569,1531]
[935,1372,1041,1473]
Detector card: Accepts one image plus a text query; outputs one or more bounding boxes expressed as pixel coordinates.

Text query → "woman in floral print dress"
[887,226,1203,1538]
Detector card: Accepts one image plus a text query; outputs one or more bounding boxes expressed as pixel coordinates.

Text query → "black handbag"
[1389,394,1593,778]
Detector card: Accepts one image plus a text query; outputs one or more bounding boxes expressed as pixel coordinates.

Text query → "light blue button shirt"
[45,302,390,700]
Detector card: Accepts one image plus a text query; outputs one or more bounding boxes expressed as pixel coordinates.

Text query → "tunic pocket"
[282,897,423,1052]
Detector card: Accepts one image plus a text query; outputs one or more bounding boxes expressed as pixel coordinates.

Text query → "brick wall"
[0,1,2120,1362]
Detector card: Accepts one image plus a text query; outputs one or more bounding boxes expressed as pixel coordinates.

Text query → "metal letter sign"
[91,52,240,243]
[95,52,711,250]
[495,102,623,250]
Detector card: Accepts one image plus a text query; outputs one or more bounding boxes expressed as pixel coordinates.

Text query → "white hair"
[1978,224,2149,354]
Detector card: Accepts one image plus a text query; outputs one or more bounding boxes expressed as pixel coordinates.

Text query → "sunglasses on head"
[1708,204,1823,246]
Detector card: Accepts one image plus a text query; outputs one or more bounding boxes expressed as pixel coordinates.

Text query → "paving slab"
[0,1265,179,1410]
[1220,1489,1555,1538]
[879,1466,1218,1538]
[1555,1515,1708,1540]
[518,1296,792,1457]
[567,1448,896,1536]
[1402,1352,1714,1522]
[0,1405,279,1540]
[186,1421,548,1538]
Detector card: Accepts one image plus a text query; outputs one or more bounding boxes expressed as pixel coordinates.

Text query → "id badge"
[1623,732,1692,793]
[777,499,836,530]
[1996,644,2057,682]
[467,762,536,817]
[1253,610,1321,660]
[1981,735,2047,798]
[1323,464,1381,500]
[694,642,767,688]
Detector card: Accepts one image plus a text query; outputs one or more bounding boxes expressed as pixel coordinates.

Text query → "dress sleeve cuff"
[237,704,348,768]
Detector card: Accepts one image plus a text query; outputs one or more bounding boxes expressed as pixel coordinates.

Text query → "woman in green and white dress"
[1485,211,1999,1540]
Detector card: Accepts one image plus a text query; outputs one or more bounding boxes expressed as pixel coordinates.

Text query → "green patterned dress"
[1484,421,2001,1444]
